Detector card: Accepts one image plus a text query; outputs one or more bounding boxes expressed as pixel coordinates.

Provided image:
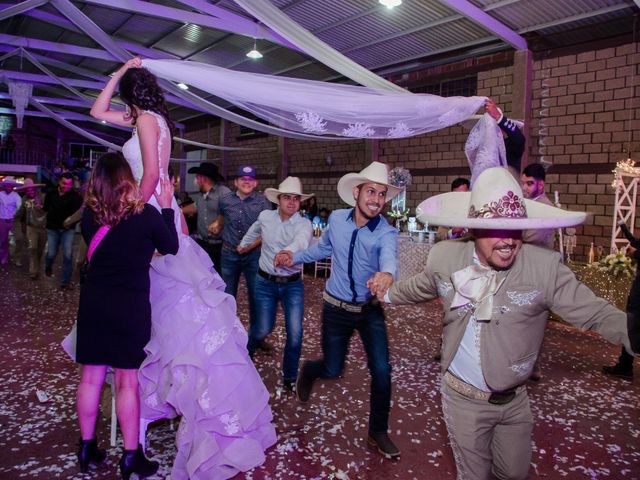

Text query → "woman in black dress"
[74,153,178,479]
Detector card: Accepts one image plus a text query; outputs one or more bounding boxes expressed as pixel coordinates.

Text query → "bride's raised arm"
[90,58,141,127]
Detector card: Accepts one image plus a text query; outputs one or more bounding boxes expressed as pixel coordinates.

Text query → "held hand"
[236,245,249,254]
[154,178,174,209]
[366,272,394,298]
[117,57,142,76]
[274,250,294,267]
[484,98,501,121]
[618,220,627,227]
[208,219,222,236]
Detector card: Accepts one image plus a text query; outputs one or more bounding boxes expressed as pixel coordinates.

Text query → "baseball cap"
[237,165,257,179]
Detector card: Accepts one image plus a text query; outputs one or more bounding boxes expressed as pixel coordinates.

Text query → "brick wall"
[528,42,640,259]
[179,41,639,261]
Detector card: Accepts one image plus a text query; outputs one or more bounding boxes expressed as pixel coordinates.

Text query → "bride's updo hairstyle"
[119,67,175,139]
[86,152,145,227]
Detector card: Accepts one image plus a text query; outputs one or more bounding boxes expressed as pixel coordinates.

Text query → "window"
[410,76,477,97]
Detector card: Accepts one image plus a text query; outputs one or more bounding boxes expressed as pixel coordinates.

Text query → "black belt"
[258,268,301,284]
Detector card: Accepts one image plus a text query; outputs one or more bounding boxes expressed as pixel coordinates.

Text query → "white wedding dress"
[122,111,276,479]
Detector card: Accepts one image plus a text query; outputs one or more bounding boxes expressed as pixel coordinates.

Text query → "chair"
[314,257,331,278]
[108,374,174,451]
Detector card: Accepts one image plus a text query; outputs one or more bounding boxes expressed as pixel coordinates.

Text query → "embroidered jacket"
[388,240,632,391]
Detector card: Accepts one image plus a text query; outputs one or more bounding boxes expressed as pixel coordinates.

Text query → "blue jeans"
[248,275,304,381]
[221,246,260,328]
[45,228,75,285]
[302,301,391,433]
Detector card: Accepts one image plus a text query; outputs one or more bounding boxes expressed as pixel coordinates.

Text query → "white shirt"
[448,250,489,391]
[240,209,312,276]
[0,191,21,220]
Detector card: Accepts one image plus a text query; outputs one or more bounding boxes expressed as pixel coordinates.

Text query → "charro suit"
[388,240,631,479]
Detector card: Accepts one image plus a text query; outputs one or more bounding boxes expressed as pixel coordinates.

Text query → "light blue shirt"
[240,209,312,276]
[294,208,397,303]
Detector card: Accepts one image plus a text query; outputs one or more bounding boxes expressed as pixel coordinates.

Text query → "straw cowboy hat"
[0,176,21,187]
[264,176,314,204]
[417,167,586,230]
[337,161,403,207]
[15,178,46,190]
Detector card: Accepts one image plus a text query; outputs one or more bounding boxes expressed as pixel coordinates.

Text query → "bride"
[90,57,277,479]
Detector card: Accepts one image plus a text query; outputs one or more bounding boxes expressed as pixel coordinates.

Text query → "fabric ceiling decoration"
[143,59,486,139]
[233,0,405,93]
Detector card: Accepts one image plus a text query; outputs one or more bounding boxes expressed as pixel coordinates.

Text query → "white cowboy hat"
[264,176,314,204]
[337,161,403,207]
[15,178,46,190]
[0,176,21,187]
[417,167,586,230]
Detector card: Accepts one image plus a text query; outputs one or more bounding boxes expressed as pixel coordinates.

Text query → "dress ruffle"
[139,227,276,479]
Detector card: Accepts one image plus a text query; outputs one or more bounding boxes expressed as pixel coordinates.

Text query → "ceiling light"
[177,83,189,90]
[246,38,263,59]
[379,0,402,8]
[101,120,107,124]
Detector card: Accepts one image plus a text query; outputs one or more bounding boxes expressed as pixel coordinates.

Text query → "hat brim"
[264,188,314,204]
[417,192,587,230]
[188,167,225,182]
[15,183,46,190]
[337,174,403,207]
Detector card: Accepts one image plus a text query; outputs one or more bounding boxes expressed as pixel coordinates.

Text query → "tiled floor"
[0,261,638,479]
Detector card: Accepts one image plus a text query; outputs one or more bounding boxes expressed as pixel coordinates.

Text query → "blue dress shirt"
[294,208,397,303]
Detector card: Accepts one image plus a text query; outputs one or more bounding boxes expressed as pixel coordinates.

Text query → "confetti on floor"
[0,261,638,479]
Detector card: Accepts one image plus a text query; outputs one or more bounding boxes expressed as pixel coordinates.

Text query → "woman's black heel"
[77,437,106,473]
[119,444,159,480]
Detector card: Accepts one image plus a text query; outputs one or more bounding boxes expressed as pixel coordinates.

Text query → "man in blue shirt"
[276,161,403,458]
[210,165,272,348]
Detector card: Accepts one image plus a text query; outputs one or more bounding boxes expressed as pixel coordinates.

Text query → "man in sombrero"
[0,176,22,265]
[15,178,47,279]
[377,167,638,479]
[275,161,403,458]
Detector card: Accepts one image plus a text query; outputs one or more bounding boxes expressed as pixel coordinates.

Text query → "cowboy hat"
[15,178,46,190]
[264,176,313,204]
[337,161,403,207]
[0,176,21,187]
[417,167,586,230]
[188,162,225,182]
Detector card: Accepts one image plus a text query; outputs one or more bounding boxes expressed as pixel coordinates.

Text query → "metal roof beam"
[72,0,301,52]
[0,33,115,61]
[518,4,632,34]
[171,0,302,52]
[439,0,527,50]
[0,0,47,22]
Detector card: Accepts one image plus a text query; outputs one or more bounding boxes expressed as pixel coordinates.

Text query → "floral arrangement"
[593,252,635,278]
[387,208,410,222]
[388,167,412,187]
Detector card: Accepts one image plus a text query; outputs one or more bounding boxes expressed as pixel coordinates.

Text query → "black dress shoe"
[77,437,106,473]
[283,379,295,392]
[367,431,400,458]
[119,444,158,480]
[295,363,314,403]
[257,340,275,354]
[602,364,634,381]
[45,267,53,277]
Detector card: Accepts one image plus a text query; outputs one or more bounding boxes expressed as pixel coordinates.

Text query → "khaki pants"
[27,226,47,278]
[0,219,12,263]
[13,220,27,265]
[440,382,533,480]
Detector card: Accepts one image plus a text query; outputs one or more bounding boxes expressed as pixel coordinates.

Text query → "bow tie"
[450,264,504,321]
